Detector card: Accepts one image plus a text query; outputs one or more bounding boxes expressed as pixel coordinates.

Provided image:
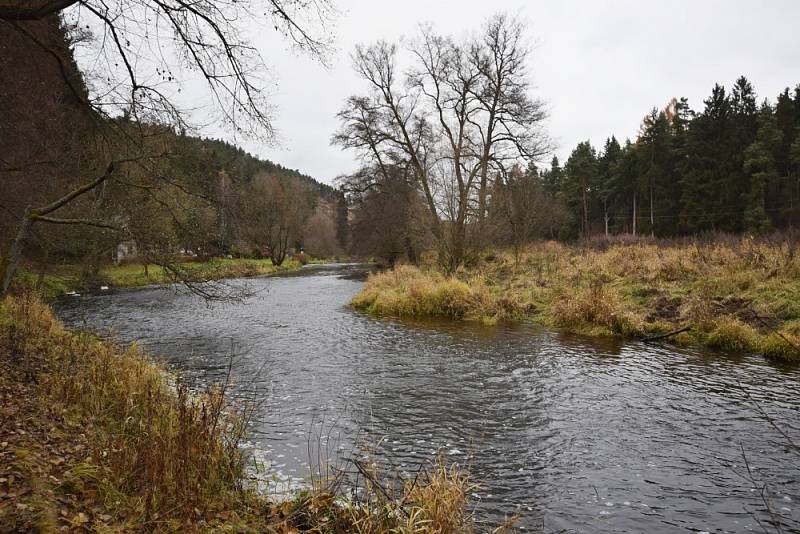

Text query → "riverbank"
[352,237,800,362]
[0,294,485,532]
[13,257,328,299]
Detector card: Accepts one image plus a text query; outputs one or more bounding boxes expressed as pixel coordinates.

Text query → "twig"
[642,325,691,343]
[737,381,800,454]
[749,308,800,357]
[740,444,785,534]
[351,458,410,517]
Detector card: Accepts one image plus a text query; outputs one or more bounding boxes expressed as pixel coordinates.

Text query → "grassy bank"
[0,294,488,532]
[352,237,800,362]
[100,258,307,288]
[13,257,323,299]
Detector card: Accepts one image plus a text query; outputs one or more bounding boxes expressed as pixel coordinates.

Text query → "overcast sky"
[207,0,800,185]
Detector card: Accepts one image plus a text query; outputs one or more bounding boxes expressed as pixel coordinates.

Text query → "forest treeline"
[1,15,347,293]
[335,12,800,269]
[544,77,800,238]
[5,10,800,287]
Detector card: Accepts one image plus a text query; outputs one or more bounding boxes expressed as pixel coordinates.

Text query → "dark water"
[56,264,800,532]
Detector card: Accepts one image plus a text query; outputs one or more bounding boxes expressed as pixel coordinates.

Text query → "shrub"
[352,266,526,321]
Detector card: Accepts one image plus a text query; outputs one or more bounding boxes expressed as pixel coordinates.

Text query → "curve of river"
[56,264,800,532]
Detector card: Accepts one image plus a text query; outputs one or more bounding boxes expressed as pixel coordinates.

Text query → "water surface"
[56,264,800,532]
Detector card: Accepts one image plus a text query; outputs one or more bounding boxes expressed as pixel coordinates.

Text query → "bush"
[551,284,645,336]
[352,266,525,321]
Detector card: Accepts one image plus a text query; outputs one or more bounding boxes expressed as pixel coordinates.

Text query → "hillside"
[0,16,344,278]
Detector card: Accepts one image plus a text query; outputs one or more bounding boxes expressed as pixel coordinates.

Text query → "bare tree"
[470,14,549,224]
[0,0,334,136]
[303,201,344,258]
[241,174,315,266]
[333,13,548,272]
[338,164,430,266]
[490,164,570,264]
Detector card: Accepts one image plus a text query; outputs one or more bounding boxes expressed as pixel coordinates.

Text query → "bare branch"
[0,0,78,21]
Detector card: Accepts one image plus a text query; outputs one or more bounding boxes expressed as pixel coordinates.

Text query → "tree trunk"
[581,181,589,236]
[404,235,418,266]
[1,207,35,296]
[632,192,637,236]
[478,171,488,224]
[447,224,466,274]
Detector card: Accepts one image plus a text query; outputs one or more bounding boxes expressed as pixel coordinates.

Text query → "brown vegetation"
[352,236,800,361]
[0,294,488,532]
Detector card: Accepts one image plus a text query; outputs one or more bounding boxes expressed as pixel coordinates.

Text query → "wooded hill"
[0,15,345,279]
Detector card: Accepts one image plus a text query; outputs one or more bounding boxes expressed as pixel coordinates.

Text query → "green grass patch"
[13,257,313,297]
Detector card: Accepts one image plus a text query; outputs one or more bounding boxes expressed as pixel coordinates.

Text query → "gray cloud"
[203,0,800,184]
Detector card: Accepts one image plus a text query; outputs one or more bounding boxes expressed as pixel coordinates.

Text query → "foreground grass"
[0,294,489,532]
[352,237,800,362]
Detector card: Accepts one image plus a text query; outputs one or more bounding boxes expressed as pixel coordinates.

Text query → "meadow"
[352,236,800,362]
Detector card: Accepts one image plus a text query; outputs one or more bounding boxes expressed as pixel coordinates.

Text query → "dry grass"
[0,294,485,532]
[352,265,527,323]
[101,258,306,288]
[352,235,800,362]
[279,459,496,534]
[0,293,265,531]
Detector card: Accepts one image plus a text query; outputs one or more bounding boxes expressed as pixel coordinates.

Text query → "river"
[55,264,800,532]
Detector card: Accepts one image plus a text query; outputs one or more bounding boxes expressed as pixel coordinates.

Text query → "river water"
[56,264,800,532]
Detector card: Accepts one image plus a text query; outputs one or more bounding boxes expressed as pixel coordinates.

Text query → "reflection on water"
[56,264,800,532]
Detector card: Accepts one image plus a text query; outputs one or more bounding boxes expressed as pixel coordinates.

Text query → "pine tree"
[680,84,734,232]
[613,140,642,234]
[597,137,622,235]
[563,142,598,236]
[743,103,782,233]
[789,128,800,227]
[728,76,759,227]
[637,108,678,235]
[542,156,563,195]
[668,97,693,233]
[775,88,796,176]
